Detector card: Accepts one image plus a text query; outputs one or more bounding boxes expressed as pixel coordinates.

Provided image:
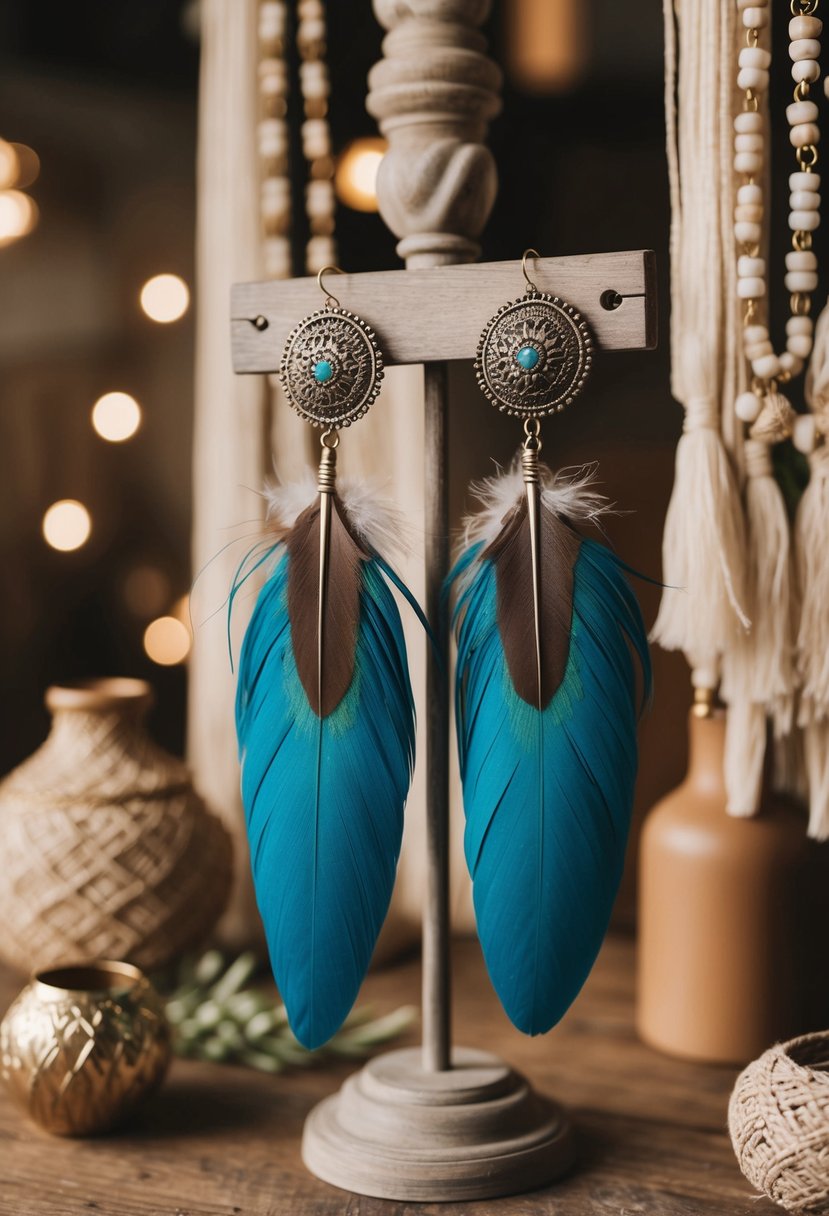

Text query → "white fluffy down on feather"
[462,460,614,549]
[263,472,409,557]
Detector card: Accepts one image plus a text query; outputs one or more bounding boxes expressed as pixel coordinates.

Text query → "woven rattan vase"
[0,679,233,974]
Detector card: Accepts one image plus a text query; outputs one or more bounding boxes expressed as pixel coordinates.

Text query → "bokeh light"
[91,391,142,442]
[42,500,92,552]
[143,616,191,665]
[0,190,38,247]
[334,138,386,213]
[10,144,40,189]
[0,139,19,189]
[139,273,190,323]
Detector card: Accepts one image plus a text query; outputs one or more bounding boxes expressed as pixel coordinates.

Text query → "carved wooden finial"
[367,0,502,267]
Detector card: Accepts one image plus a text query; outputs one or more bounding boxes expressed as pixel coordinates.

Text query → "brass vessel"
[0,960,170,1135]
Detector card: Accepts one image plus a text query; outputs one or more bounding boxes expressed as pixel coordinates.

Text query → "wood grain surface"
[0,936,776,1216]
[230,252,657,374]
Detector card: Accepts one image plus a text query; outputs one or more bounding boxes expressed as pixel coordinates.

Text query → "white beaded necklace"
[734,0,822,435]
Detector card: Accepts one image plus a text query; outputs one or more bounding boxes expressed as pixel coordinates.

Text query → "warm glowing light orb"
[140,273,190,323]
[10,144,40,189]
[91,391,142,442]
[143,616,191,665]
[0,189,38,246]
[334,138,386,213]
[42,500,92,552]
[0,139,19,189]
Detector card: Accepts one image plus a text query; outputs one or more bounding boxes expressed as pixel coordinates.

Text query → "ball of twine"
[729,1032,829,1214]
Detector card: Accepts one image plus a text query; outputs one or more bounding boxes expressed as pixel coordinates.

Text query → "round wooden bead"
[735,391,763,423]
[263,235,292,278]
[790,190,820,210]
[790,171,820,192]
[301,119,331,159]
[745,325,770,344]
[753,353,782,379]
[259,57,289,97]
[739,46,772,69]
[793,59,821,83]
[787,100,819,126]
[788,334,814,358]
[793,413,818,453]
[790,39,822,62]
[743,7,769,27]
[258,118,289,158]
[787,315,814,335]
[738,277,765,298]
[307,235,337,269]
[735,112,764,134]
[738,68,769,91]
[738,255,765,277]
[786,250,818,271]
[735,132,764,153]
[735,204,763,222]
[299,61,329,99]
[738,183,763,205]
[790,123,821,149]
[780,352,805,376]
[735,151,763,174]
[306,179,335,216]
[746,339,773,359]
[785,271,819,292]
[790,16,823,41]
[735,221,762,244]
[790,208,820,230]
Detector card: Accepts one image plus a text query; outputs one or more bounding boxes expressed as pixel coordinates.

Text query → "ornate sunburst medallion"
[279,307,384,428]
[475,292,593,417]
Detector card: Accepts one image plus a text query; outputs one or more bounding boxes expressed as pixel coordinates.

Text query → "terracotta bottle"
[637,709,829,1064]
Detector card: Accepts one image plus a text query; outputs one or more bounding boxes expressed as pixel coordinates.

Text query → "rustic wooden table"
[0,936,775,1216]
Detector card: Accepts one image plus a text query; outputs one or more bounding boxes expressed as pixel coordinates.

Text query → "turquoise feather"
[234,535,415,1050]
[449,494,650,1036]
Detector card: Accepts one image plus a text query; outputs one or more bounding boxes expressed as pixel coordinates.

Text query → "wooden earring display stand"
[230,3,656,1201]
[231,253,656,1201]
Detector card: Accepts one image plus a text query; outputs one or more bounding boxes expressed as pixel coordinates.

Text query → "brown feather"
[484,495,581,708]
[287,495,368,717]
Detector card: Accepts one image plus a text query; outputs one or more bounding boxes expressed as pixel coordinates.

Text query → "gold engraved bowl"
[0,960,170,1135]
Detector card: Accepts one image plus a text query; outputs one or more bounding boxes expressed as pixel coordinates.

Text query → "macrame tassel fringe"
[651,379,750,657]
[796,301,829,841]
[722,440,795,817]
[796,444,829,840]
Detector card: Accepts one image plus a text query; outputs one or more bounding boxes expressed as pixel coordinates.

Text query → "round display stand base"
[301,1045,573,1202]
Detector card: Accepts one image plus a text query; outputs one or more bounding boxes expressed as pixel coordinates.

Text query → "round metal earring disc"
[279,306,384,428]
[475,292,593,417]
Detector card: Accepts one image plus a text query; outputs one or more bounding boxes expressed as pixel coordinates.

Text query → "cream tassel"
[796,443,829,840]
[722,436,795,817]
[797,302,829,840]
[653,0,749,668]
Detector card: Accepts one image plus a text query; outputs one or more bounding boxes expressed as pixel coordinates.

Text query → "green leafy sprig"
[161,951,417,1073]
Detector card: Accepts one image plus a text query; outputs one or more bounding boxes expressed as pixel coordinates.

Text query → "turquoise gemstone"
[516,345,539,371]
[313,359,334,383]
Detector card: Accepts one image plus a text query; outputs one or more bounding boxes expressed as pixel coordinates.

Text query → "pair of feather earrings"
[231,255,650,1049]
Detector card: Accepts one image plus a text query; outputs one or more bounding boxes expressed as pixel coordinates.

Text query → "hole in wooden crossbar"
[600,290,624,312]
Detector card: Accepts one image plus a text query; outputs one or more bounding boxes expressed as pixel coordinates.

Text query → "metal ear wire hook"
[522,247,542,292]
[317,264,346,309]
